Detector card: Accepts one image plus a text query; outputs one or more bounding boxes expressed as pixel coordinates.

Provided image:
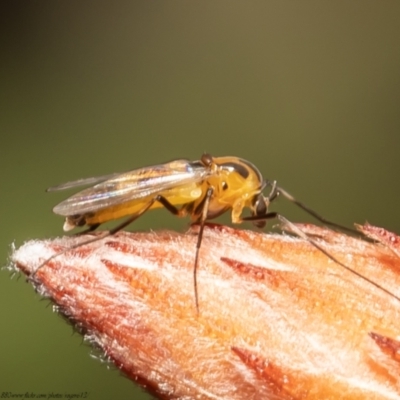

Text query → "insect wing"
[47,173,122,192]
[53,159,208,216]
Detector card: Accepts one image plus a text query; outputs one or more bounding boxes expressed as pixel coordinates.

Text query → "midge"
[35,154,400,309]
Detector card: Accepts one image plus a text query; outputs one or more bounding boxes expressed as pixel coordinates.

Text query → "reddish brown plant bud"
[11,224,400,399]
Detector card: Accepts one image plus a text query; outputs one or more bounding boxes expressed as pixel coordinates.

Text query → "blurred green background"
[1,2,400,399]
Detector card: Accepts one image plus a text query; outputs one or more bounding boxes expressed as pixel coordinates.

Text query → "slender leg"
[106,195,188,236]
[31,195,187,280]
[193,187,214,312]
[241,212,278,223]
[155,195,187,217]
[74,223,100,235]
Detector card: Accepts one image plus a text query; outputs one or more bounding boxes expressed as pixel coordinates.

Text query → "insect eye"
[222,182,228,191]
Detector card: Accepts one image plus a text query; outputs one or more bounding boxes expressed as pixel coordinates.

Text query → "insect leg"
[275,185,360,236]
[31,195,185,280]
[30,201,157,280]
[74,223,101,236]
[108,195,188,235]
[155,196,188,217]
[193,187,214,312]
[241,212,278,224]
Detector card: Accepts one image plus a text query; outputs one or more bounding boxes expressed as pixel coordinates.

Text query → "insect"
[34,153,400,310]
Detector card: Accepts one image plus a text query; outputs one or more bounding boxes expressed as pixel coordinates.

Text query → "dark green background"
[2,2,400,399]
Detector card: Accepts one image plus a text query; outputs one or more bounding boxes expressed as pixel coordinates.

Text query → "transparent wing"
[47,173,122,192]
[52,159,208,216]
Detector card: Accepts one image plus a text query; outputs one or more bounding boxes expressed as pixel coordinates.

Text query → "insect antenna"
[242,210,400,304]
[277,215,400,303]
[273,183,362,237]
